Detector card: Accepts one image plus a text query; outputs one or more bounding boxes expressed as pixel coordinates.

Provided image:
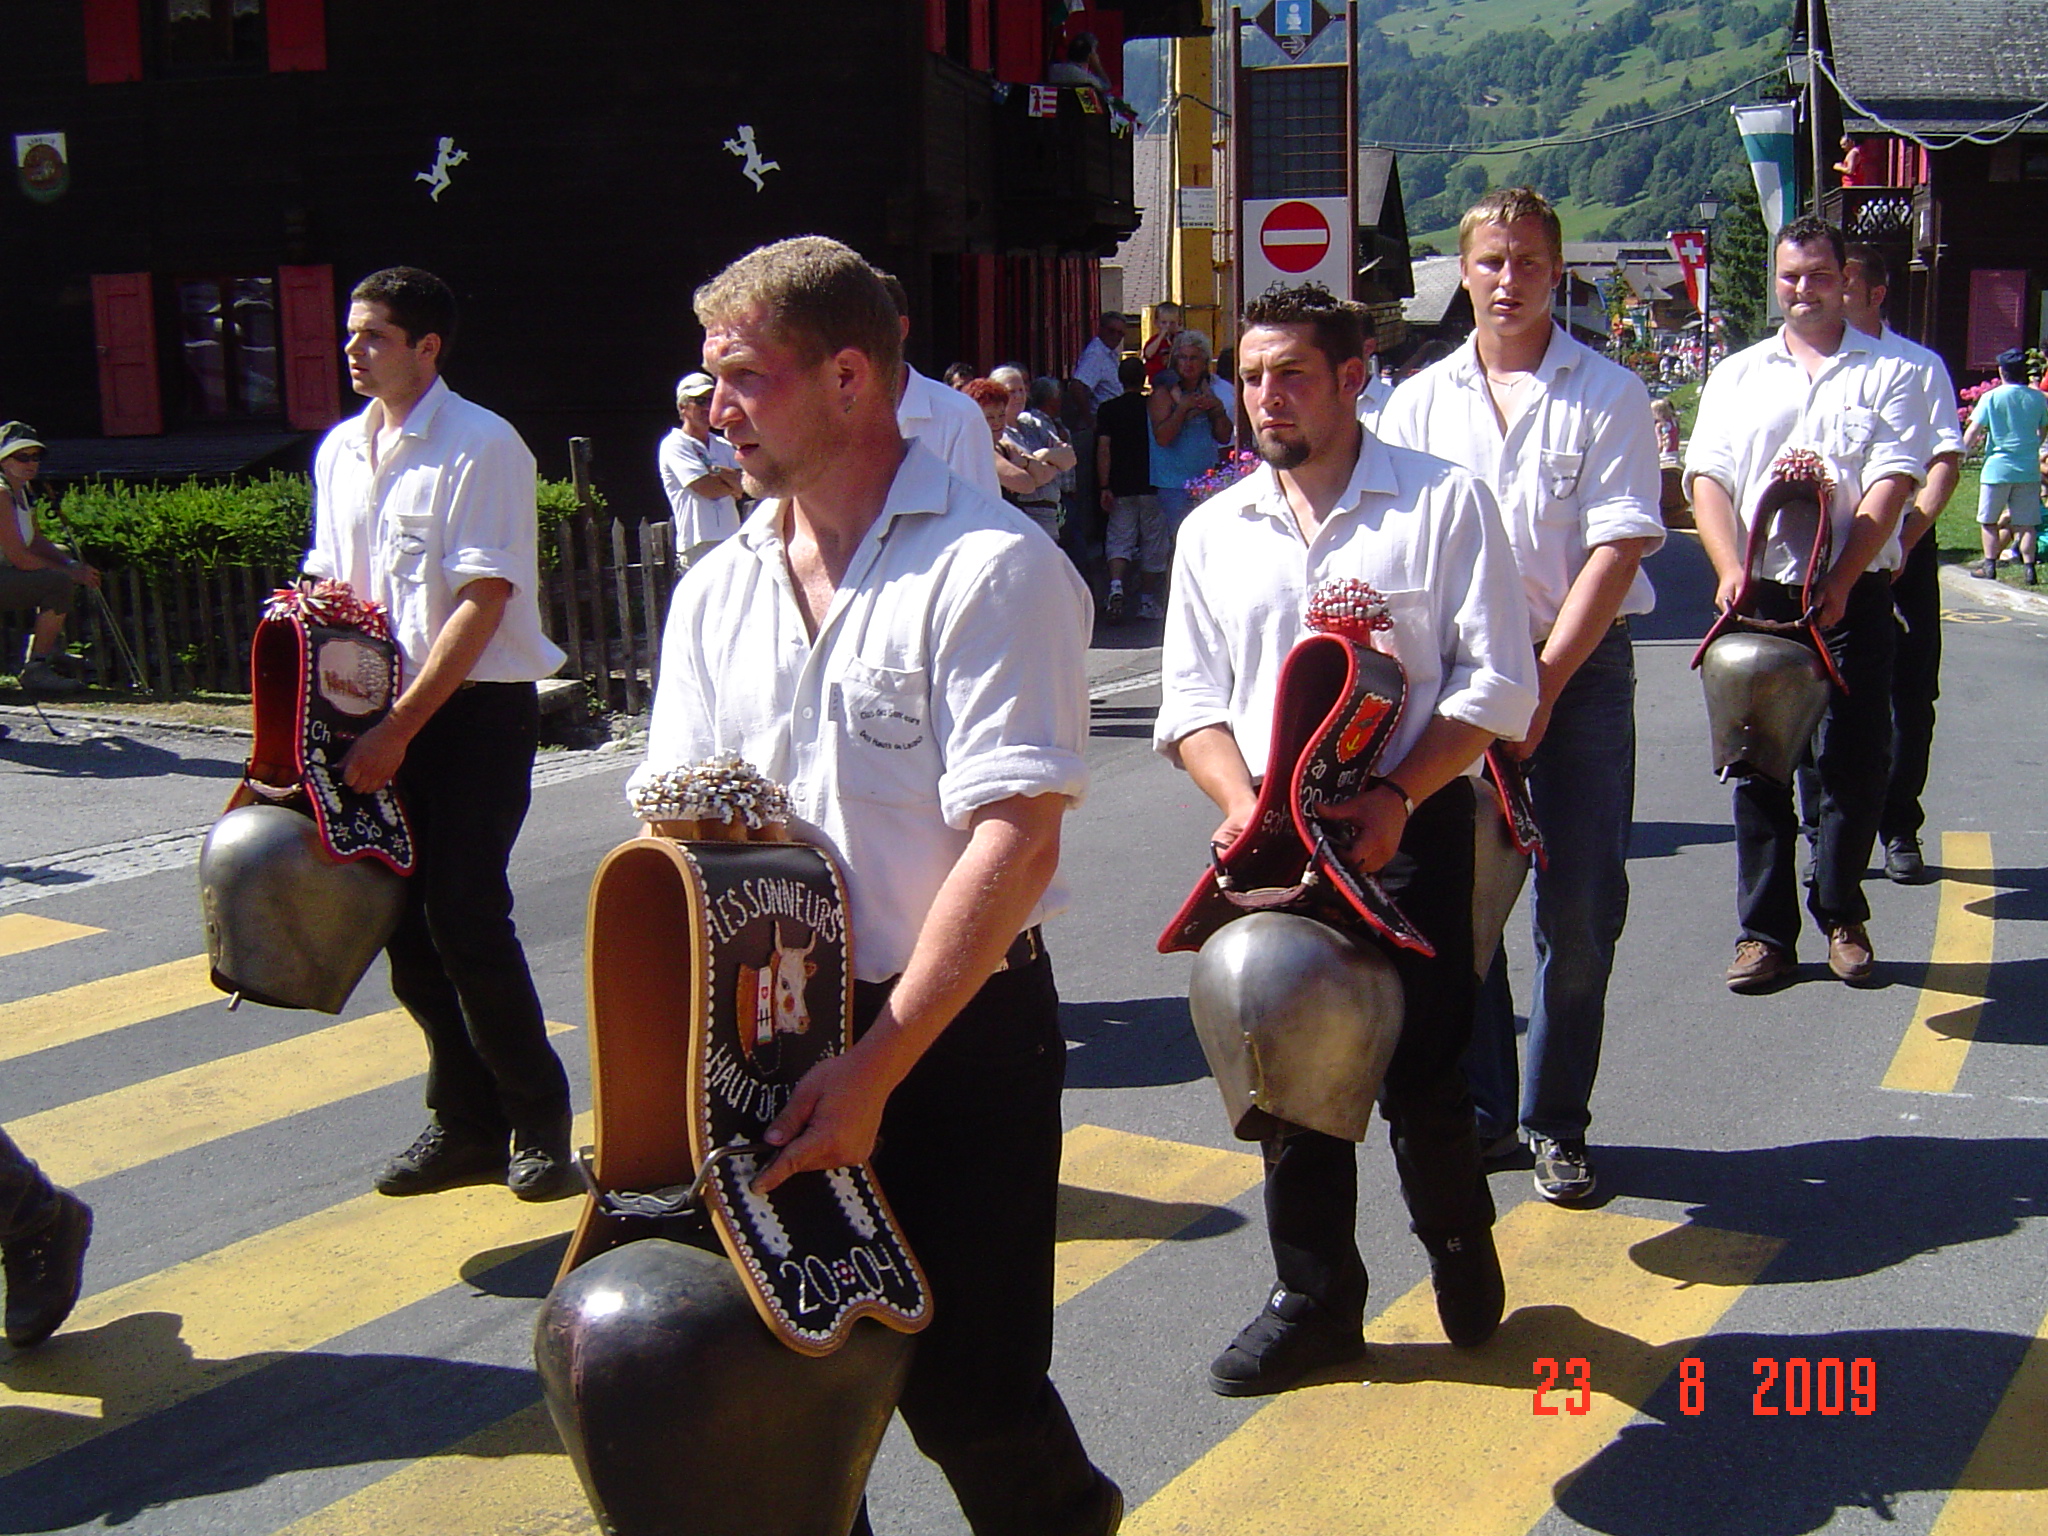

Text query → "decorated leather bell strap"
[1483,745,1546,868]
[1690,450,1846,691]
[675,839,930,1356]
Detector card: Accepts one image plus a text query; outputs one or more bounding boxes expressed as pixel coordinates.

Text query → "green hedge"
[45,473,598,577]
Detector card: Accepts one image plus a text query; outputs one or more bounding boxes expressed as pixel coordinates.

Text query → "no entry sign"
[1260,200,1330,273]
[1240,195,1352,299]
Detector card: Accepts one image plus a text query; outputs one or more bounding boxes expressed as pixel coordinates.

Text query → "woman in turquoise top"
[1964,349,2048,581]
[1149,330,1233,528]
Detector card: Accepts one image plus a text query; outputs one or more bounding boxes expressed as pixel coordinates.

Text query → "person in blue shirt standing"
[1964,348,2048,582]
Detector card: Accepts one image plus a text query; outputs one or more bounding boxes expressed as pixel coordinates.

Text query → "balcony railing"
[1823,184,1934,247]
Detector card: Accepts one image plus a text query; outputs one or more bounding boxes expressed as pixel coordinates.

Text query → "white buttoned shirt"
[305,378,565,682]
[631,442,1093,982]
[1155,435,1538,781]
[897,366,1002,499]
[657,425,742,548]
[1873,323,1964,468]
[1379,326,1664,642]
[1073,337,1124,405]
[1684,325,1926,583]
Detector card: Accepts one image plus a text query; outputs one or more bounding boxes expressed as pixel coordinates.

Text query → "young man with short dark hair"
[1157,282,1536,1395]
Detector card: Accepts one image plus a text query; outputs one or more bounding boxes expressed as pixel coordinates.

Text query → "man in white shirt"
[1380,187,1664,1207]
[1842,243,1963,885]
[1157,283,1537,1395]
[875,272,1003,498]
[1072,309,1128,406]
[634,237,1120,1536]
[304,267,573,1200]
[656,371,743,568]
[1685,217,1924,991]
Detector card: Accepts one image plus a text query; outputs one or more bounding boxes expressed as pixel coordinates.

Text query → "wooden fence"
[1,511,679,713]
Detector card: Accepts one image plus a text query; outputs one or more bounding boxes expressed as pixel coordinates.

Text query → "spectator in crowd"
[1357,355,1394,430]
[992,365,1076,544]
[943,362,977,390]
[1142,301,1185,381]
[1833,134,1884,187]
[1650,397,1689,526]
[1096,355,1168,622]
[656,372,744,572]
[0,423,100,696]
[1073,311,1129,406]
[1686,217,1924,991]
[0,1125,91,1347]
[1963,348,2048,582]
[1060,378,1102,562]
[1149,329,1233,527]
[876,272,1002,498]
[1047,30,1113,92]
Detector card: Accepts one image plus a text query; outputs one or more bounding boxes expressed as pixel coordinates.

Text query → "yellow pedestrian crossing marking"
[1124,1201,1781,1536]
[0,1112,593,1479]
[270,1125,1263,1535]
[0,914,102,957]
[9,1014,572,1189]
[0,953,219,1064]
[1884,832,1995,1094]
[1929,1297,2048,1534]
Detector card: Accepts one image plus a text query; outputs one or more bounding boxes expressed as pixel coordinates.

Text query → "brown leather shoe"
[1827,923,1876,984]
[1726,939,1794,993]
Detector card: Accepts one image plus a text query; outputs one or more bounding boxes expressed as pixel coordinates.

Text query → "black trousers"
[1881,536,1942,844]
[1736,575,1895,949]
[1261,779,1493,1327]
[386,681,569,1141]
[847,955,1110,1536]
[0,1125,59,1241]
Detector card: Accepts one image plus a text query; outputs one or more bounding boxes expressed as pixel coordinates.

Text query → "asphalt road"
[1,532,2044,1535]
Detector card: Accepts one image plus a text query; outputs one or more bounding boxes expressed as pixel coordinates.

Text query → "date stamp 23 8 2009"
[1532,1356,1878,1418]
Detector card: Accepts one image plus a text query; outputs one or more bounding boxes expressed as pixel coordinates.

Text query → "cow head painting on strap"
[739,920,819,1069]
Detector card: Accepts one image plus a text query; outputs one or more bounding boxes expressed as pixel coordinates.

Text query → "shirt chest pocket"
[1825,407,1880,464]
[1537,449,1583,505]
[835,659,941,809]
[383,510,439,585]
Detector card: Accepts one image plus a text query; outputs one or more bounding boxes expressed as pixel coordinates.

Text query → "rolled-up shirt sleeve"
[933,540,1093,828]
[442,438,541,597]
[1154,529,1238,762]
[1434,479,1539,741]
[1578,380,1668,553]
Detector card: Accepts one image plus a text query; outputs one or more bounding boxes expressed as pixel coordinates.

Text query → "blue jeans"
[1465,623,1636,1145]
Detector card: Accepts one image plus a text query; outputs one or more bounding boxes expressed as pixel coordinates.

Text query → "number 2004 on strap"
[1533,1357,1877,1416]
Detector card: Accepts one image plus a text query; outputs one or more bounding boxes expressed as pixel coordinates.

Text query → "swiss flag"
[1669,230,1708,310]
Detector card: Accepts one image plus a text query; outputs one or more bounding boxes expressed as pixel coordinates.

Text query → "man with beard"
[633,237,1120,1535]
[1156,283,1536,1395]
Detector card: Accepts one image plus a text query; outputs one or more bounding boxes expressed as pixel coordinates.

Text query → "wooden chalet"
[1801,0,2048,381]
[0,1,1205,505]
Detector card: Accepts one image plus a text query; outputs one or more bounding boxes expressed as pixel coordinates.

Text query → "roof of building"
[1103,130,1170,316]
[1402,254,1466,325]
[1825,0,2048,133]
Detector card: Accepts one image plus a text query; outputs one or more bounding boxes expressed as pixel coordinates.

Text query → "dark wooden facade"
[0,0,1185,509]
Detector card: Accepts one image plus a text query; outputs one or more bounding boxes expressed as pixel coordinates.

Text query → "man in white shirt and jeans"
[634,237,1120,1536]
[1157,283,1537,1395]
[656,371,744,569]
[305,267,574,1201]
[1380,187,1664,1206]
[1685,217,1924,991]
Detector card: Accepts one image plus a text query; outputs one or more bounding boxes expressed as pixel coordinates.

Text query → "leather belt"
[996,925,1045,973]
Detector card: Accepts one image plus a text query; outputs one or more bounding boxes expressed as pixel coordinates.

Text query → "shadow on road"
[1628,819,1736,860]
[1062,995,1209,1089]
[0,731,242,782]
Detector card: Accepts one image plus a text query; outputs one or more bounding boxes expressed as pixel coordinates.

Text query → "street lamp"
[1695,195,1723,377]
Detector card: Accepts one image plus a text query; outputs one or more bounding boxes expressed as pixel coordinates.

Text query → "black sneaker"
[1423,1228,1504,1347]
[507,1114,577,1201]
[373,1122,507,1196]
[1207,1285,1366,1397]
[1884,837,1928,884]
[4,1190,93,1347]
[1530,1136,1597,1205]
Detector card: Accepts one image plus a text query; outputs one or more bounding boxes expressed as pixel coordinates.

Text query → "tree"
[1711,184,1768,345]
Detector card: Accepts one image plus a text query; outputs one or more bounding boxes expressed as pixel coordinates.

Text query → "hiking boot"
[18,657,81,696]
[507,1114,577,1201]
[1208,1285,1366,1396]
[373,1122,507,1196]
[1826,922,1877,984]
[1423,1227,1505,1347]
[4,1190,93,1348]
[1530,1136,1598,1205]
[1884,837,1928,884]
[1726,939,1794,993]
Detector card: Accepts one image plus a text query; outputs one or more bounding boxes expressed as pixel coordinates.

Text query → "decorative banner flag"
[1076,87,1103,114]
[1028,85,1060,118]
[15,134,69,204]
[1732,103,1798,240]
[1668,229,1707,310]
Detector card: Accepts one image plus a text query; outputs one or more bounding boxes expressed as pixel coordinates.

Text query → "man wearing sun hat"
[0,421,101,696]
[657,371,745,571]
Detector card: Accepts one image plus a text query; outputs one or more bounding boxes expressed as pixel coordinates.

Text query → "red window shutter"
[967,0,992,72]
[1967,269,2028,370]
[993,0,1041,83]
[83,0,143,85]
[925,0,946,53]
[91,273,162,437]
[267,0,328,72]
[279,265,342,431]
